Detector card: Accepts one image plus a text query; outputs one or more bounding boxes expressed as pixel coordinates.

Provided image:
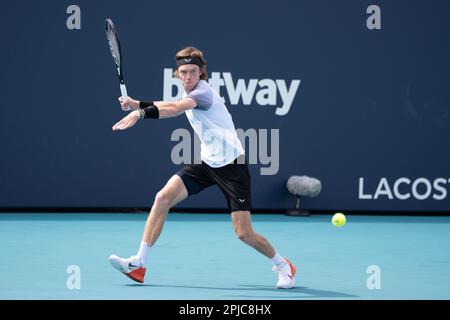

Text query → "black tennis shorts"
[176,155,251,212]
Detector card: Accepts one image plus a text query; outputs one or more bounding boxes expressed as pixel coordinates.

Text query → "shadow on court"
[125,284,358,299]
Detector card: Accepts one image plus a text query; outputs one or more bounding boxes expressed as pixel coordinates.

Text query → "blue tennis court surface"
[0,213,449,299]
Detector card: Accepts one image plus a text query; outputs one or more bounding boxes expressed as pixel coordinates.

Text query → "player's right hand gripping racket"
[105,19,131,111]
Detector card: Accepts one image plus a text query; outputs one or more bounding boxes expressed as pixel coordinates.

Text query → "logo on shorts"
[238,199,246,203]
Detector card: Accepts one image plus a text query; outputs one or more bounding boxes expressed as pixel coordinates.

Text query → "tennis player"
[109,47,296,289]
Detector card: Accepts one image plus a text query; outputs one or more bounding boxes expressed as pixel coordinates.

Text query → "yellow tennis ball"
[332,212,346,227]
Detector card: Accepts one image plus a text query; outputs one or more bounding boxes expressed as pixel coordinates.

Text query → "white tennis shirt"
[183,80,245,168]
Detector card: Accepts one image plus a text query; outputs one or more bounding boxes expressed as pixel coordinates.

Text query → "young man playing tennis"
[109,47,296,289]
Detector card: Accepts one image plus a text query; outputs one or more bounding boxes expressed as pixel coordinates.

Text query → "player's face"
[178,65,201,90]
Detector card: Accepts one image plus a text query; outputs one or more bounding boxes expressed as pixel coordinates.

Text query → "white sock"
[271,252,287,266]
[135,241,152,266]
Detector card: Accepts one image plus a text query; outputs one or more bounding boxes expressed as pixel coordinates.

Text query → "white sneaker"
[108,254,147,283]
[273,258,297,289]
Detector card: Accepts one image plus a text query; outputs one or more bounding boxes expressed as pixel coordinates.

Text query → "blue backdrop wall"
[1,0,449,212]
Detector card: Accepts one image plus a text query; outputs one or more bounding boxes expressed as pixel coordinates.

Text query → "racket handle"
[120,84,131,111]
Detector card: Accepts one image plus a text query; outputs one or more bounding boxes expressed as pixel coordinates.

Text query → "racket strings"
[106,21,121,68]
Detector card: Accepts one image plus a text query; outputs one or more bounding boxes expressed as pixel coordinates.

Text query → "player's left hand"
[119,96,139,111]
[112,110,140,131]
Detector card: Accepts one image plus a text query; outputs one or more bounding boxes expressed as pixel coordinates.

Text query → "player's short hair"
[174,46,208,80]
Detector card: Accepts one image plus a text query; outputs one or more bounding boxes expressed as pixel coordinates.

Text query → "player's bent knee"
[236,230,252,243]
[154,191,172,209]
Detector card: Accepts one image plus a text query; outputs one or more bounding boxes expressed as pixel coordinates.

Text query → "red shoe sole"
[285,258,297,278]
[125,267,147,283]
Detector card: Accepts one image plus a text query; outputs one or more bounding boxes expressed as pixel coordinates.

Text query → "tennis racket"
[105,19,131,111]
